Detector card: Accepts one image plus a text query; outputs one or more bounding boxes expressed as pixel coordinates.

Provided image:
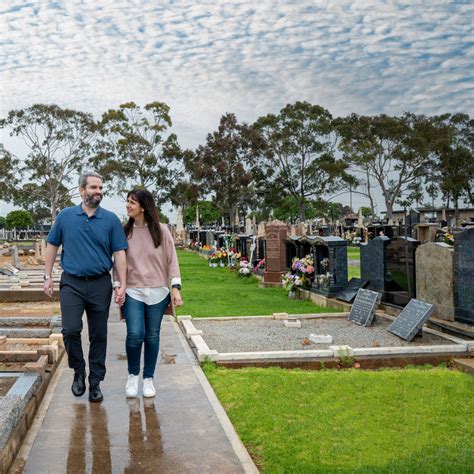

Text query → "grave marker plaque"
[336,278,370,303]
[388,299,435,341]
[348,288,381,327]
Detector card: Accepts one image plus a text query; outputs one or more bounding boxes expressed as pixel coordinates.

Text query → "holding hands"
[114,285,126,306]
[172,287,183,307]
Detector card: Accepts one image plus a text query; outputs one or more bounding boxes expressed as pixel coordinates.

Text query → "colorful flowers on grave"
[238,258,252,276]
[282,255,314,291]
[444,233,454,246]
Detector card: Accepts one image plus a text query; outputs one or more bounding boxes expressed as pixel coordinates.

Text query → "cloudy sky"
[1,0,473,219]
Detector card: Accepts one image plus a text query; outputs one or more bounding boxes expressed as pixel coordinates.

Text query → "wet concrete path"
[20,306,256,473]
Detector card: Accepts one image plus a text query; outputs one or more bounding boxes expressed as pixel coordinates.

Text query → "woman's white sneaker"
[125,374,139,397]
[143,378,156,397]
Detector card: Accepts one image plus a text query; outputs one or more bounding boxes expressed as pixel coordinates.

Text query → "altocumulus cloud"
[0,0,473,147]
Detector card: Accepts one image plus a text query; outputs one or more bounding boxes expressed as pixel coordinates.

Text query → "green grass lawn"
[204,364,474,473]
[347,246,360,261]
[176,250,340,317]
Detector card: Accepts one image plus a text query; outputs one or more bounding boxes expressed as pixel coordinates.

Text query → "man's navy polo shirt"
[47,205,128,277]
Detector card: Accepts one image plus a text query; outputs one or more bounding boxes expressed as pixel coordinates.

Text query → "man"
[43,171,127,402]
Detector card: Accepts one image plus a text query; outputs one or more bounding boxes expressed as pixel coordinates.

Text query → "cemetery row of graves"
[183,219,474,329]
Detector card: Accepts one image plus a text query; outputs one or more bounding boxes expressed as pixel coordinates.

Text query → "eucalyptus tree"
[431,113,473,220]
[0,104,97,222]
[189,113,255,227]
[338,113,438,220]
[93,101,184,205]
[0,144,19,201]
[253,101,355,221]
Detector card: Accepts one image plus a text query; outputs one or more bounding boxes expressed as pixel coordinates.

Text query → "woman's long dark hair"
[124,189,162,248]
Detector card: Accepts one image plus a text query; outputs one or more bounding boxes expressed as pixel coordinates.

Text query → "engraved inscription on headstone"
[388,299,435,342]
[348,288,381,327]
[336,278,370,303]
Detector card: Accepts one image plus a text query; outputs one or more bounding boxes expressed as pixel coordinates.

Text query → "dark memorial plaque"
[388,299,436,342]
[348,288,381,327]
[336,278,370,303]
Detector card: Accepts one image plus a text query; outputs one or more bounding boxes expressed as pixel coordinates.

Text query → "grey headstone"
[348,288,381,327]
[388,299,436,341]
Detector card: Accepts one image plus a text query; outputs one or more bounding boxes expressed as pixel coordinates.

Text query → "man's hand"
[43,278,54,298]
[172,288,183,307]
[114,286,126,306]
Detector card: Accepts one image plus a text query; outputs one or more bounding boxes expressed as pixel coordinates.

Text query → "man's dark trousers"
[60,272,113,384]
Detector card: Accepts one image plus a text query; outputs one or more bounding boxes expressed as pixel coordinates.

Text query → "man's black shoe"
[71,372,86,397]
[89,383,103,402]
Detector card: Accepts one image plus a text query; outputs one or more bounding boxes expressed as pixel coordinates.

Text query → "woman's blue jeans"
[123,293,170,379]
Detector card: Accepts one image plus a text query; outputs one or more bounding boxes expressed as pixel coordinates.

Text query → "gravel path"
[192,317,451,353]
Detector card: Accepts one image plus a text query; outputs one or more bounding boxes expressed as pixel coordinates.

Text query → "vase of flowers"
[238,259,252,277]
[281,254,315,297]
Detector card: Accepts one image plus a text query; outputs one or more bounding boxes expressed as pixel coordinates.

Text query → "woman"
[119,188,183,397]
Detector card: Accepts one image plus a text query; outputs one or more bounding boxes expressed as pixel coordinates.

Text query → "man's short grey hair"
[78,171,103,188]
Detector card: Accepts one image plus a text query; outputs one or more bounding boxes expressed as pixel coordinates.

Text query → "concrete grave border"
[177,313,473,366]
[0,334,65,472]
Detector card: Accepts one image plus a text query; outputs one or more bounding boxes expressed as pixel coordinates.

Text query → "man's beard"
[84,194,102,208]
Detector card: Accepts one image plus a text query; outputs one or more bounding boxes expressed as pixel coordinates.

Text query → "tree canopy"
[0,104,97,223]
[5,209,33,230]
[254,101,356,221]
[93,101,185,205]
[338,113,439,219]
[189,113,255,227]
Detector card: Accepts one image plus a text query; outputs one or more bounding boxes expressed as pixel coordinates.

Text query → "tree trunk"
[385,199,394,221]
[299,196,306,221]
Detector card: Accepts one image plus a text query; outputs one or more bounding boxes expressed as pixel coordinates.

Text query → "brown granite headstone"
[263,220,288,284]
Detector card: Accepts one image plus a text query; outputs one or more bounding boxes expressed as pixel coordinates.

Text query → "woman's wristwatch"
[171,284,181,290]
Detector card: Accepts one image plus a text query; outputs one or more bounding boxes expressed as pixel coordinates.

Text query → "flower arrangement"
[281,255,315,292]
[227,249,241,269]
[238,258,252,277]
[208,252,219,267]
[444,233,454,246]
[216,250,228,266]
[314,257,332,287]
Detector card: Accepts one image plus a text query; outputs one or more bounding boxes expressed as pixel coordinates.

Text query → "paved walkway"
[18,305,257,473]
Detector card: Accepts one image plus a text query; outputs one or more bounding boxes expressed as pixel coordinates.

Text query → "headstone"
[336,278,370,303]
[195,205,200,230]
[41,239,47,257]
[356,208,364,228]
[245,218,252,235]
[416,223,439,243]
[348,288,381,327]
[251,215,257,235]
[384,236,420,307]
[257,222,265,237]
[453,228,474,325]
[176,206,184,231]
[310,236,348,297]
[361,237,390,294]
[388,299,436,341]
[263,221,288,284]
[12,246,20,268]
[416,243,454,321]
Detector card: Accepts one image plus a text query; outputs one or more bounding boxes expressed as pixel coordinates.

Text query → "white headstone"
[195,204,200,230]
[176,206,184,231]
[245,217,252,235]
